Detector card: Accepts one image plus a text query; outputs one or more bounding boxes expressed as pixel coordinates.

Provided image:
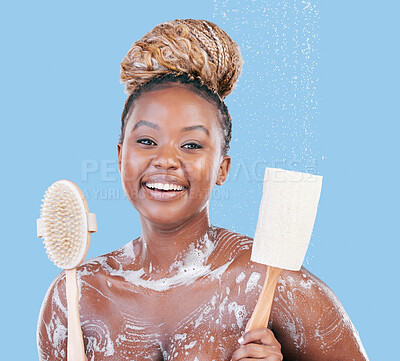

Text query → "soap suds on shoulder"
[236,272,246,284]
[245,272,261,294]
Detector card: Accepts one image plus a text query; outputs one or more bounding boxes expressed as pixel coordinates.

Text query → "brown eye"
[182,142,203,150]
[137,138,157,146]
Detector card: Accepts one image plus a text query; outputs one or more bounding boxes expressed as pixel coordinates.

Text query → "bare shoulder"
[213,228,368,360]
[40,238,139,312]
[214,226,253,262]
[37,239,140,360]
[271,267,369,360]
[37,270,68,360]
[72,238,145,309]
[79,237,140,275]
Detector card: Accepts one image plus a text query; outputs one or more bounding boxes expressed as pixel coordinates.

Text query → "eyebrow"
[131,121,210,136]
[182,125,210,136]
[131,120,160,132]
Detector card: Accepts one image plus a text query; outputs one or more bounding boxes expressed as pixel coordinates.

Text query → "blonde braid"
[120,18,243,99]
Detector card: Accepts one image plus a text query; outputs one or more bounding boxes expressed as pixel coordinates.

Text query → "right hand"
[230,327,283,361]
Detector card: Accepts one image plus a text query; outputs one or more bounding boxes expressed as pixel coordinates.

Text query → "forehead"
[128,85,220,127]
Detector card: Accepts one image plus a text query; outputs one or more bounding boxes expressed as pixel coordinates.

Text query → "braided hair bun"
[120,19,243,99]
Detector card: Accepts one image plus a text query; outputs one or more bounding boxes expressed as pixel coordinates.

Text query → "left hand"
[230,327,283,361]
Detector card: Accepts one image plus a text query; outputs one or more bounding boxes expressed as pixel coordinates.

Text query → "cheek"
[184,159,206,182]
[185,155,220,187]
[121,150,146,181]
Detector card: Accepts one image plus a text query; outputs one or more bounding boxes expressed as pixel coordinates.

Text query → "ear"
[117,142,122,173]
[216,155,231,185]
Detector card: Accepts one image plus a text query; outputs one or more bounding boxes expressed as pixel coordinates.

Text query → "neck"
[137,207,215,273]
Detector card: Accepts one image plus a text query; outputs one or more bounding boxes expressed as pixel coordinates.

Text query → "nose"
[151,144,180,170]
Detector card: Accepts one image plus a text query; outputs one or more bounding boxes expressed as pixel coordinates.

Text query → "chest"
[79,269,264,360]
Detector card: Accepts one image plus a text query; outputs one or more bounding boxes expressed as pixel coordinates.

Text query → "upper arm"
[37,272,68,361]
[271,268,369,361]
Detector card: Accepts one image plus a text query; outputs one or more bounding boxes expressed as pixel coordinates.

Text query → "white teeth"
[146,183,184,191]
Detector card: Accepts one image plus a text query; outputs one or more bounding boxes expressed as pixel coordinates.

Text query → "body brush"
[246,167,322,331]
[37,179,97,361]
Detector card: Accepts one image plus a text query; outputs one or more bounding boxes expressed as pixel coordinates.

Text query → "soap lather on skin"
[38,227,368,360]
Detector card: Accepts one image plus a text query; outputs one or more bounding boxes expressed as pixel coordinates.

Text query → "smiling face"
[117,84,231,230]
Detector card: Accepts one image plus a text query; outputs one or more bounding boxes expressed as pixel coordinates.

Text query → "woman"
[37,19,368,360]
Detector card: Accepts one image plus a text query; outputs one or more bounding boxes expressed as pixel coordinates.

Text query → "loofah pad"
[251,168,323,271]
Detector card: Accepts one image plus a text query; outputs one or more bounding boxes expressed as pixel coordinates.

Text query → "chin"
[146,214,189,230]
[140,205,204,230]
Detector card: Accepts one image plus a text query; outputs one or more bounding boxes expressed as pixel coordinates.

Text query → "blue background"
[1,1,398,359]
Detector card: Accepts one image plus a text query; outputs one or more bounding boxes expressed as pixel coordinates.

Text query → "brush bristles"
[40,182,86,269]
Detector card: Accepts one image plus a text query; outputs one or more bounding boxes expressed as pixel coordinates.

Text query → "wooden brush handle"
[245,265,282,332]
[66,268,86,361]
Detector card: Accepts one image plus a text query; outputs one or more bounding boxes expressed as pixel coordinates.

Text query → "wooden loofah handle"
[66,268,87,361]
[245,266,282,332]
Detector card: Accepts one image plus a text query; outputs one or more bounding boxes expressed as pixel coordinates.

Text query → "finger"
[239,327,281,348]
[231,343,283,360]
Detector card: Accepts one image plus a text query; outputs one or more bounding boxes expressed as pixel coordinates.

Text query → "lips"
[141,174,188,200]
[145,182,185,191]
